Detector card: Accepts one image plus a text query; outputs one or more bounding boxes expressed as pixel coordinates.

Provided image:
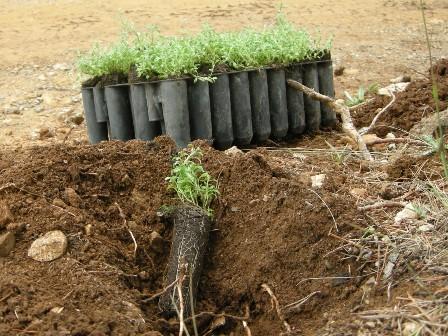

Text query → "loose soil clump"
[1,137,371,335]
[353,58,448,137]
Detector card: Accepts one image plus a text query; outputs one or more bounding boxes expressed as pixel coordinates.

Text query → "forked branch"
[287,79,373,161]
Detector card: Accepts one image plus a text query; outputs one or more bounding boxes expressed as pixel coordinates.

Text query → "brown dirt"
[353,58,448,137]
[0,136,379,335]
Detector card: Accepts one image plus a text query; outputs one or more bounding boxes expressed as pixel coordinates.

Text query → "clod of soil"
[0,136,369,335]
[353,58,448,137]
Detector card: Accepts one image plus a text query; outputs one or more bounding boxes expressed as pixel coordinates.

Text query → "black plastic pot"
[105,86,135,141]
[159,206,211,318]
[302,63,321,132]
[249,69,271,143]
[130,84,160,141]
[286,65,306,135]
[317,62,336,127]
[81,88,108,143]
[93,87,108,123]
[160,80,191,148]
[188,80,213,141]
[145,83,165,135]
[267,69,289,139]
[229,72,253,145]
[82,59,336,148]
[209,74,234,149]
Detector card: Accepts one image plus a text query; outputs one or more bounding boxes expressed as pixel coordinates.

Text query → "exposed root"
[177,280,185,336]
[261,284,292,334]
[358,201,407,211]
[283,291,321,313]
[359,91,396,135]
[287,79,373,161]
[141,278,181,303]
[184,304,250,323]
[242,321,252,336]
[365,137,427,146]
[115,202,138,259]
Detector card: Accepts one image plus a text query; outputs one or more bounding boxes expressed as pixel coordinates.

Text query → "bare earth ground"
[0,0,447,148]
[1,1,448,336]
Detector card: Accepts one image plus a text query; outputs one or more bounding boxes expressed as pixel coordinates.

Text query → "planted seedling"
[160,146,219,318]
[165,146,219,216]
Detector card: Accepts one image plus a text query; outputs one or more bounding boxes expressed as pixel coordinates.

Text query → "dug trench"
[1,136,386,335]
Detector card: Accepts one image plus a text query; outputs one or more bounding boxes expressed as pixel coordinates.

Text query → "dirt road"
[0,0,447,147]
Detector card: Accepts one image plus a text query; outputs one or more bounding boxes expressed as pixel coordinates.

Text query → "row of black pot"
[81,60,335,149]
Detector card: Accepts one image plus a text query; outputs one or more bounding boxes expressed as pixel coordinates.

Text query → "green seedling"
[419,135,448,155]
[77,14,331,81]
[325,140,350,165]
[344,86,366,107]
[165,146,219,217]
[344,83,379,107]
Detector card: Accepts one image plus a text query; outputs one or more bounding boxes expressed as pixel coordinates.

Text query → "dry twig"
[358,201,407,211]
[287,79,373,161]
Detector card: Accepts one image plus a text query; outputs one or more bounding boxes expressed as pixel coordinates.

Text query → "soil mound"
[0,137,365,335]
[353,58,448,137]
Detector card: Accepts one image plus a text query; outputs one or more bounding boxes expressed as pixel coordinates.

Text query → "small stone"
[230,206,239,212]
[0,200,14,228]
[224,146,243,156]
[311,174,326,189]
[418,224,434,232]
[28,230,68,262]
[350,188,368,199]
[149,231,164,253]
[50,307,64,314]
[64,188,82,208]
[52,198,67,208]
[84,224,92,236]
[386,132,397,150]
[38,74,46,81]
[402,322,419,336]
[390,75,411,84]
[394,203,419,224]
[34,106,44,113]
[0,232,15,257]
